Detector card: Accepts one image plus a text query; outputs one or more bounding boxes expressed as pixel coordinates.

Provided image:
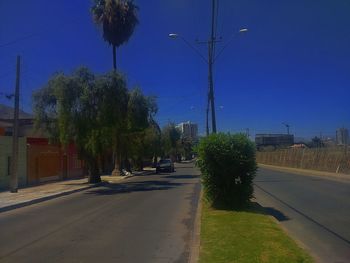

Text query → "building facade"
[255,134,294,149]
[0,104,84,189]
[27,138,84,185]
[336,127,349,145]
[176,121,198,141]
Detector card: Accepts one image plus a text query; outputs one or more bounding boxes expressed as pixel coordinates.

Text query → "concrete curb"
[0,170,155,214]
[0,171,154,213]
[0,182,103,213]
[189,188,203,263]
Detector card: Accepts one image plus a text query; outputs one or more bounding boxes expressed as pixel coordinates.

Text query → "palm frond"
[91,0,139,47]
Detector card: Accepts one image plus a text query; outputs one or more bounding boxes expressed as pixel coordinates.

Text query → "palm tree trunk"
[113,45,117,70]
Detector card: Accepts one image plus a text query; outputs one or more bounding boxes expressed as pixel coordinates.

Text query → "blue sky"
[0,0,349,139]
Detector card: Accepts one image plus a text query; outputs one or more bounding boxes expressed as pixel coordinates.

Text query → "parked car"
[156,159,175,173]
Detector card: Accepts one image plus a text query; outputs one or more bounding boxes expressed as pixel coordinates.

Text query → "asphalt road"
[0,162,201,263]
[254,167,350,263]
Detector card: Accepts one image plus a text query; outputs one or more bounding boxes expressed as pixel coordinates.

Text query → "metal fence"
[256,147,350,174]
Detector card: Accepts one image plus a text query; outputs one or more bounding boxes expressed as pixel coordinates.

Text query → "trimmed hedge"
[196,133,257,208]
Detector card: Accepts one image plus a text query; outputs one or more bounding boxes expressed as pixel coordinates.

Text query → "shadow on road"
[164,174,198,180]
[85,180,184,196]
[131,171,155,177]
[263,206,290,221]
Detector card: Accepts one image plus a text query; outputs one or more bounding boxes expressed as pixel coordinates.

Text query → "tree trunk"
[113,45,117,71]
[124,144,132,172]
[139,157,144,171]
[112,135,121,176]
[88,158,101,183]
[153,155,157,168]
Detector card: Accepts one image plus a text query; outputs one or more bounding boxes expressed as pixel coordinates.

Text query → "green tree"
[123,90,158,170]
[33,68,129,183]
[147,120,162,166]
[129,121,161,170]
[161,123,181,160]
[180,137,195,160]
[196,133,257,208]
[91,0,139,70]
[93,70,129,177]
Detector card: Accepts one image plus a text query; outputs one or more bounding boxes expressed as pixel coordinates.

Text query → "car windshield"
[159,160,171,164]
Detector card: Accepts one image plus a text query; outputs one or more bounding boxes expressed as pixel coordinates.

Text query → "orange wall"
[27,144,62,184]
[27,138,84,184]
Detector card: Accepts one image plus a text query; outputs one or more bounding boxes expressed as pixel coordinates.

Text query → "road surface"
[0,162,201,263]
[254,167,350,263]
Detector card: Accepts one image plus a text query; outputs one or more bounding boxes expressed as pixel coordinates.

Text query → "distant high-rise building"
[336,127,349,145]
[176,121,198,141]
[255,134,294,148]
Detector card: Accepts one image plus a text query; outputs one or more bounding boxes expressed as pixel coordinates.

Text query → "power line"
[0,33,38,48]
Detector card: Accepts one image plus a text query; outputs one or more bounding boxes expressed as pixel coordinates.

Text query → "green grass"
[199,202,314,263]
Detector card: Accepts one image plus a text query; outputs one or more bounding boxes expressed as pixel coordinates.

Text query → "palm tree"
[91,0,139,70]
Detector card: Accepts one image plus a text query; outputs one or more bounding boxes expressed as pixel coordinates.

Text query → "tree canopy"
[91,0,139,48]
[161,123,181,160]
[33,67,156,182]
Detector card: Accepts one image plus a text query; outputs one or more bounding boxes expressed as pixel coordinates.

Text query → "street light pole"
[169,12,247,136]
[169,33,211,135]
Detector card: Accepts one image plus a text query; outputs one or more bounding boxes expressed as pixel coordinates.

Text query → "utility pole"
[203,0,217,135]
[206,95,210,136]
[10,55,20,193]
[170,0,249,135]
[208,0,217,133]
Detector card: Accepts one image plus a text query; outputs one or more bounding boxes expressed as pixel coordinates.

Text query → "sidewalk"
[0,168,155,213]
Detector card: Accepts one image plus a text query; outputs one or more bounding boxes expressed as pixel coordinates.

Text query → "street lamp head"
[239,28,248,33]
[168,33,179,39]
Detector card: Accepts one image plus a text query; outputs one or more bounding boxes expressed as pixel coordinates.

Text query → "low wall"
[256,147,350,174]
[27,138,84,184]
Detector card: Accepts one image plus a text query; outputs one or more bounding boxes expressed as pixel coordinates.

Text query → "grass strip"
[199,201,314,263]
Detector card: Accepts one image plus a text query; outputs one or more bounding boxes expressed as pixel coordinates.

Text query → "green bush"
[196,133,257,208]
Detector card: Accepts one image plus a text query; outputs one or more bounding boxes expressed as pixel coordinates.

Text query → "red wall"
[27,138,84,183]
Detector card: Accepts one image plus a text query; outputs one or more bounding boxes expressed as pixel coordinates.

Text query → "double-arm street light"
[168,28,248,135]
